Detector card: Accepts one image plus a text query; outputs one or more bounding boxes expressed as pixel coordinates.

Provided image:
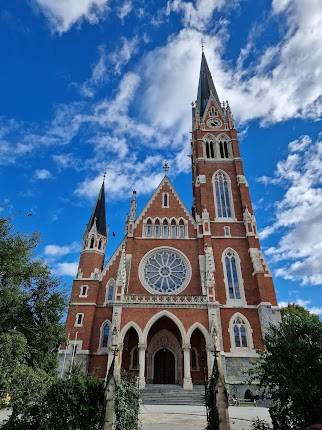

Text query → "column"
[207,345,214,378]
[182,344,193,390]
[138,343,146,389]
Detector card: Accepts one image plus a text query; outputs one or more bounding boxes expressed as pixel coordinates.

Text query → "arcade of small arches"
[98,311,254,390]
[143,217,188,239]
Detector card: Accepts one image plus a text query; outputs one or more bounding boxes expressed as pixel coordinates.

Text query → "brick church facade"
[59,52,280,397]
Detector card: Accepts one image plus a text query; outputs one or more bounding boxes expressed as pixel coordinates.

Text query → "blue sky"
[1,0,322,315]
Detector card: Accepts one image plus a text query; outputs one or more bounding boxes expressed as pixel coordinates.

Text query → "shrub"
[115,371,140,430]
[252,418,272,430]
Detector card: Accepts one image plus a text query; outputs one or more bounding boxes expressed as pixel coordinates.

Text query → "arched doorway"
[121,327,139,376]
[189,328,207,384]
[153,348,175,384]
[146,316,183,385]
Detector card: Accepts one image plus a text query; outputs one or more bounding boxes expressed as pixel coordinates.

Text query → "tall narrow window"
[146,219,153,237]
[90,236,95,248]
[233,317,248,347]
[178,219,185,238]
[155,220,161,238]
[107,280,115,302]
[75,313,84,327]
[171,220,177,238]
[79,285,88,297]
[162,193,169,208]
[98,239,102,250]
[206,141,210,158]
[214,171,232,218]
[101,322,110,348]
[162,220,169,238]
[210,141,215,158]
[224,250,241,299]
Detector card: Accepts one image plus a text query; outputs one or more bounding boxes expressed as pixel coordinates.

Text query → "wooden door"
[153,348,175,384]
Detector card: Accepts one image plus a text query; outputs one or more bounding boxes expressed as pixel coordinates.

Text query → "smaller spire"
[129,190,137,221]
[86,178,107,237]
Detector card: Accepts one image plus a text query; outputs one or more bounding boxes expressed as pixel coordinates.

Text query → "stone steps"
[141,384,205,406]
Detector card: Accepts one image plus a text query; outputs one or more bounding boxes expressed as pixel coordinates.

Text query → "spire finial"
[163,160,170,175]
[201,39,205,53]
[103,170,107,183]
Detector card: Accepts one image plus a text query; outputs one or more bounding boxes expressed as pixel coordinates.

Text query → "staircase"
[141,384,205,406]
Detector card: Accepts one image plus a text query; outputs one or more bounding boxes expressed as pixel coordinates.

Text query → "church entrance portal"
[153,348,175,384]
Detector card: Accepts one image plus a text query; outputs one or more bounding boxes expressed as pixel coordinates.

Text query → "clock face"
[139,247,191,294]
[207,118,222,128]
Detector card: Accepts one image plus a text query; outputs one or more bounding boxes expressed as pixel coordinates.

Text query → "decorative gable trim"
[101,238,125,279]
[202,93,224,124]
[134,176,196,228]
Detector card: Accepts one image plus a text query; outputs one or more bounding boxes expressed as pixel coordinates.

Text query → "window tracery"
[214,171,233,219]
[101,321,110,349]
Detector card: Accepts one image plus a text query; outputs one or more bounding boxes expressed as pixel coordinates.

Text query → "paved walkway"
[140,404,272,430]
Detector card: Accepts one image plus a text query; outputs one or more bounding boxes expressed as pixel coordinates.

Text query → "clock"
[207,118,222,128]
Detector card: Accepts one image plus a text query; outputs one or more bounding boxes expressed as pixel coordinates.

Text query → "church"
[59,51,281,398]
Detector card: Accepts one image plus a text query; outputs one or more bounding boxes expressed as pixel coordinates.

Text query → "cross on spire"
[201,39,205,53]
[163,160,170,175]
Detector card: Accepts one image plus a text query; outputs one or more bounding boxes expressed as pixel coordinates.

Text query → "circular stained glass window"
[139,248,191,294]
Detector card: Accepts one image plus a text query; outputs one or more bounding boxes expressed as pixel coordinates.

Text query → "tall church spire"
[86,180,107,237]
[196,52,221,118]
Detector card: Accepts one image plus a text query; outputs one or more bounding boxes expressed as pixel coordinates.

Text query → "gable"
[134,177,196,229]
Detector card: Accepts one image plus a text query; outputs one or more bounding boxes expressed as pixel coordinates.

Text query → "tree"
[0,218,66,374]
[252,307,322,429]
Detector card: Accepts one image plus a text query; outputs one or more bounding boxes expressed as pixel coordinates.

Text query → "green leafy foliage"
[0,218,66,374]
[251,308,322,429]
[252,418,272,430]
[0,331,28,393]
[115,371,140,430]
[3,367,105,430]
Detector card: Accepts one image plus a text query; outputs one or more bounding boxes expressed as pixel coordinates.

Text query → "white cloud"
[109,36,139,75]
[260,134,322,286]
[75,155,164,200]
[80,47,108,97]
[118,0,133,21]
[44,242,80,257]
[33,0,109,34]
[34,168,53,180]
[279,299,322,316]
[138,0,322,136]
[53,262,78,277]
[167,0,226,31]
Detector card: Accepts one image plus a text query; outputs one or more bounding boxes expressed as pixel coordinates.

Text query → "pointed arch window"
[162,220,169,238]
[204,136,216,159]
[224,250,241,300]
[171,220,177,238]
[106,279,116,302]
[146,219,153,237]
[178,219,185,238]
[214,171,233,218]
[101,321,110,349]
[162,193,169,208]
[90,236,95,248]
[98,239,102,250]
[155,220,161,238]
[233,317,248,347]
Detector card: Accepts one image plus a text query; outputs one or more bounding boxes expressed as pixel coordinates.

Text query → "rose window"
[139,248,191,294]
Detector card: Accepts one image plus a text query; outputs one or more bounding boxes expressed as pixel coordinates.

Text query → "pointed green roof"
[196,52,221,118]
[86,181,107,236]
